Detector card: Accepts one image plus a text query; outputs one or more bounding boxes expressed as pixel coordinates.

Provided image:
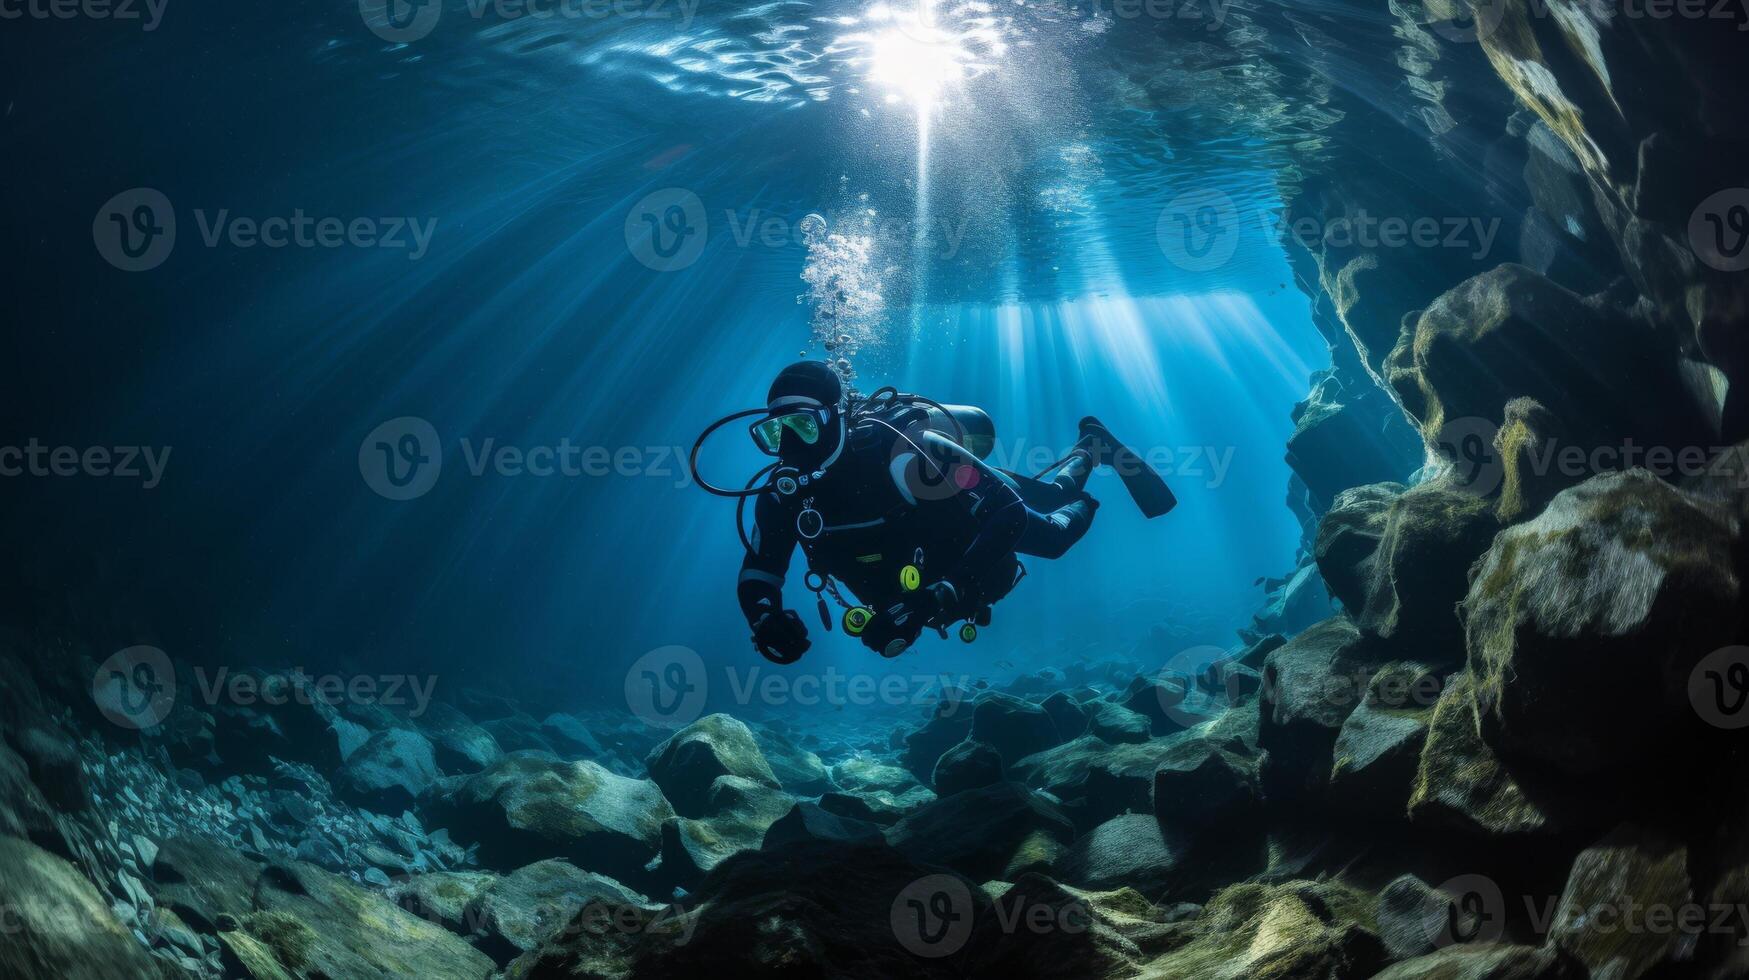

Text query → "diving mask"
[751,409,827,455]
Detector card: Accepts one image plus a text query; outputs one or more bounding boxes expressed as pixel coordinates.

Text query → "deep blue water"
[4,0,1327,704]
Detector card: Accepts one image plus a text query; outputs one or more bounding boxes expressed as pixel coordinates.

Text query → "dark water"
[2,0,1364,703]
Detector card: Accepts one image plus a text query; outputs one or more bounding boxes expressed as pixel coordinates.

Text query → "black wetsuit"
[737,413,1097,632]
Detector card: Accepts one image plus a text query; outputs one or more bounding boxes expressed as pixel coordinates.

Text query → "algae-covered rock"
[1394,264,1710,467]
[968,874,1182,977]
[152,834,266,932]
[1329,662,1442,817]
[1257,616,1370,802]
[1011,735,1185,829]
[333,727,440,811]
[466,858,654,962]
[245,860,497,979]
[518,840,987,978]
[887,780,1076,882]
[1371,942,1584,979]
[760,801,885,849]
[1464,470,1741,777]
[932,738,1005,796]
[658,774,795,884]
[1550,825,1693,980]
[1315,482,1407,613]
[900,694,976,785]
[432,755,673,881]
[1134,878,1386,979]
[1151,737,1259,830]
[0,837,166,980]
[1059,813,1190,901]
[748,723,834,797]
[413,700,502,773]
[643,713,779,818]
[387,869,498,935]
[970,692,1067,766]
[1084,699,1151,744]
[1355,478,1499,668]
[1407,672,1557,838]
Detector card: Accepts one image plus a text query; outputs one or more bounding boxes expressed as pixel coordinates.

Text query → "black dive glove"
[859,582,962,658]
[751,609,810,665]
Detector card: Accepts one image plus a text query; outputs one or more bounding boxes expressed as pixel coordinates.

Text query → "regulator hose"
[689,408,780,498]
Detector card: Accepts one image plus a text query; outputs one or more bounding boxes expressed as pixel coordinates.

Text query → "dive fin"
[1079,417,1177,519]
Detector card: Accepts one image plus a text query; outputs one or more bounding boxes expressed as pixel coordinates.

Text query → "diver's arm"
[737,491,797,625]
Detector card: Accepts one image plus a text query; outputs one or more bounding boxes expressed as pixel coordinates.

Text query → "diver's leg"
[1051,448,1095,495]
[1015,498,1096,560]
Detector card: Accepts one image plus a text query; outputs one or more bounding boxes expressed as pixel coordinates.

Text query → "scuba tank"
[923,404,995,460]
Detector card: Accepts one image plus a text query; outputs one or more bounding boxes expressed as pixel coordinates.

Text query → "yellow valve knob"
[843,607,873,636]
[899,564,922,592]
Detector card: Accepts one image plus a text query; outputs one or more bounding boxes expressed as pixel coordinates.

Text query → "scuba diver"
[690,360,1175,663]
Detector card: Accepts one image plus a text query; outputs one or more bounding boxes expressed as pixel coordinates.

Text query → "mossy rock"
[0,837,166,980]
[431,755,673,883]
[1135,879,1385,980]
[644,714,780,818]
[1464,470,1741,778]
[1406,672,1557,838]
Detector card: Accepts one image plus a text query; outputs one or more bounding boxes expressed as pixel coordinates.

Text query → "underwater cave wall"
[1237,0,1743,642]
